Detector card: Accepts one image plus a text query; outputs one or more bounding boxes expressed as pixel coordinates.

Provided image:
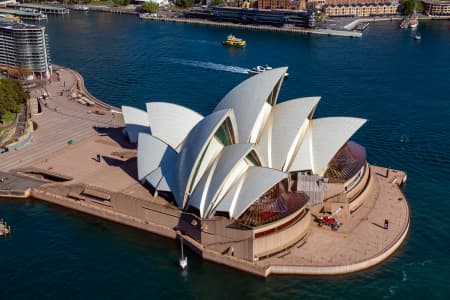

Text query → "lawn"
[1,112,15,123]
[89,1,116,6]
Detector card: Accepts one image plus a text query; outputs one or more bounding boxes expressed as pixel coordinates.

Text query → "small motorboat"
[248,65,267,75]
[248,65,288,77]
[414,34,422,40]
[409,18,418,29]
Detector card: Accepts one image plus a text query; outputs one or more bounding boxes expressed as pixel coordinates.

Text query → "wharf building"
[0,20,51,78]
[324,2,399,17]
[185,6,316,27]
[422,0,450,15]
[122,68,374,261]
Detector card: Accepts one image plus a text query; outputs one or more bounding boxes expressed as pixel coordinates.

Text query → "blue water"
[1,12,449,299]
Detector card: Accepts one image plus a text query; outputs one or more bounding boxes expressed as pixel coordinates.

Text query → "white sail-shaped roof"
[146,102,203,151]
[122,106,150,143]
[290,117,367,175]
[188,143,254,217]
[214,67,287,143]
[144,167,172,192]
[170,109,238,208]
[125,67,368,221]
[256,97,320,171]
[213,167,287,219]
[137,133,177,181]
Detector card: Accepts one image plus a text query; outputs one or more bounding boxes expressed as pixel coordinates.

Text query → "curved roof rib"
[214,67,288,143]
[170,109,238,208]
[188,143,254,218]
[144,167,172,192]
[122,106,150,143]
[146,102,203,151]
[289,117,367,175]
[137,133,177,181]
[212,167,287,219]
[257,97,320,171]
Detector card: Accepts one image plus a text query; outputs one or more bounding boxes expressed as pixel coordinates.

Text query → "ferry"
[222,34,246,48]
[0,219,10,237]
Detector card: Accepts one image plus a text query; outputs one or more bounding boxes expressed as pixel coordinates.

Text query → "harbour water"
[1,12,449,299]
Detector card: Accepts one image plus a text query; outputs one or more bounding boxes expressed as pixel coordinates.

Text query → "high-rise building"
[0,20,51,78]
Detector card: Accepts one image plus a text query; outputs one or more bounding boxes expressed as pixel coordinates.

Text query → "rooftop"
[0,18,43,29]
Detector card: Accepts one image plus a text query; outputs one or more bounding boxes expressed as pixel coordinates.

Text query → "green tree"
[402,0,424,16]
[210,0,224,5]
[142,1,159,13]
[112,0,130,6]
[175,0,195,8]
[0,79,28,120]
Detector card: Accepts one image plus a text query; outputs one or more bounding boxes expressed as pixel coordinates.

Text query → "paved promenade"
[262,166,409,275]
[0,68,122,171]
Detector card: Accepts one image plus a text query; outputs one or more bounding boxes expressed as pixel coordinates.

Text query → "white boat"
[179,237,188,269]
[248,65,288,77]
[74,5,89,11]
[409,20,418,29]
[414,34,422,40]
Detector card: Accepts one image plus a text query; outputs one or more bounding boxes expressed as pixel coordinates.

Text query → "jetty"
[0,8,47,21]
[139,15,363,38]
[8,3,69,15]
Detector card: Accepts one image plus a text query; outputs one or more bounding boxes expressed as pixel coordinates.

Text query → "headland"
[0,66,409,277]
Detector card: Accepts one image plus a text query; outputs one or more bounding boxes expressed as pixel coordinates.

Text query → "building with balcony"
[423,0,450,15]
[324,2,399,17]
[0,20,51,78]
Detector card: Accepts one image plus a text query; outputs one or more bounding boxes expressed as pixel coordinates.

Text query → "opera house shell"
[122,67,371,261]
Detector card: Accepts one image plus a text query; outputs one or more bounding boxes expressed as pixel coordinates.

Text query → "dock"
[0,8,47,21]
[139,15,363,38]
[8,3,69,15]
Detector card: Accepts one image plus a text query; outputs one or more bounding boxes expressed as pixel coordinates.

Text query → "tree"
[142,1,159,13]
[112,0,131,6]
[210,0,224,6]
[402,0,424,16]
[0,79,28,120]
[175,0,195,8]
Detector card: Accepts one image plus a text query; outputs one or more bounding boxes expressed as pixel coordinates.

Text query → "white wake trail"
[168,58,249,74]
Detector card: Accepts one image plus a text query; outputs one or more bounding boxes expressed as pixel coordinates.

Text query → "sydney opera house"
[121,68,383,262]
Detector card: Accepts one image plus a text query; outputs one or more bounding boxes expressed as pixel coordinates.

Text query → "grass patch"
[89,1,116,6]
[1,112,15,123]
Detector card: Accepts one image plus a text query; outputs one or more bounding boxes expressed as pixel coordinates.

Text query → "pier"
[8,3,69,15]
[0,8,47,20]
[139,15,363,38]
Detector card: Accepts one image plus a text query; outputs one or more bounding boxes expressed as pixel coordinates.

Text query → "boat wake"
[168,58,249,74]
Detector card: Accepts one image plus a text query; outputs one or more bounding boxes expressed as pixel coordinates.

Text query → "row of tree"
[0,79,29,121]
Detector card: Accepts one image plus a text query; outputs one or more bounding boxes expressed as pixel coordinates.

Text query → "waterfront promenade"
[0,68,122,171]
